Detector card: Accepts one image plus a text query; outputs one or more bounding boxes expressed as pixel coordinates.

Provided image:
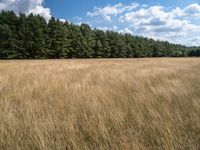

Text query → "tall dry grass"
[0,58,200,150]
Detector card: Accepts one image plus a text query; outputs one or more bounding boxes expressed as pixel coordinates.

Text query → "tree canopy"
[0,11,199,59]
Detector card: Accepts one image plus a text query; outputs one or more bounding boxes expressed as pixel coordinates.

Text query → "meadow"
[0,58,200,150]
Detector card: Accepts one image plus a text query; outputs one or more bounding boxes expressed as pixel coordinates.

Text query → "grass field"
[0,58,200,150]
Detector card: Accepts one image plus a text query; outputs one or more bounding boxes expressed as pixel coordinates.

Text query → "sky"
[1,0,200,46]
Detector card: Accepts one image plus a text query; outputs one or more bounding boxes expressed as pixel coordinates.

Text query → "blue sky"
[1,0,200,46]
[45,0,199,20]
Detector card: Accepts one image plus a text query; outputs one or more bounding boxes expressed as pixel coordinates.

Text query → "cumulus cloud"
[121,6,198,32]
[73,16,82,21]
[119,27,133,34]
[96,25,133,35]
[96,26,118,32]
[119,4,200,42]
[184,3,200,17]
[171,3,200,18]
[87,3,138,21]
[0,0,51,20]
[59,18,66,23]
[28,6,51,20]
[88,2,200,46]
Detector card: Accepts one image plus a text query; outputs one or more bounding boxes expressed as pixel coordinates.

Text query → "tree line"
[0,11,200,59]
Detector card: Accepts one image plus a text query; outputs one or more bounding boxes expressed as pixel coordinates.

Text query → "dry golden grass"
[0,58,200,150]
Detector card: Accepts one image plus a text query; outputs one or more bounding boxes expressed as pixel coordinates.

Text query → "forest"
[0,10,200,59]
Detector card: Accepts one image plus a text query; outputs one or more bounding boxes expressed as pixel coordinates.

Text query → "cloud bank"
[0,0,51,20]
[87,3,200,46]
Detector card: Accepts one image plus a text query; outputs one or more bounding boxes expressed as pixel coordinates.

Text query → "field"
[0,58,200,150]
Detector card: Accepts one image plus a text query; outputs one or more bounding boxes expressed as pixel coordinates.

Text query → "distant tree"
[47,17,68,58]
[17,12,29,58]
[80,23,95,58]
[107,31,126,58]
[0,11,19,59]
[94,29,110,58]
[66,23,82,58]
[188,48,200,56]
[0,11,198,59]
[26,14,47,58]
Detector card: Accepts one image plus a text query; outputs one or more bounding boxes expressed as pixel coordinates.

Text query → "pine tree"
[80,23,95,58]
[26,14,47,58]
[17,12,29,58]
[0,11,19,59]
[94,29,110,58]
[0,11,197,59]
[67,24,82,58]
[47,17,68,58]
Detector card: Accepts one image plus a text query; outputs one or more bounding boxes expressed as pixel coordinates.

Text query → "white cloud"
[170,3,200,18]
[0,0,51,20]
[119,4,200,44]
[96,26,111,31]
[28,5,51,20]
[96,26,118,31]
[171,7,185,17]
[96,25,133,35]
[119,27,133,34]
[184,3,200,17]
[88,2,200,46]
[59,18,66,23]
[87,3,138,21]
[113,25,118,30]
[73,16,82,21]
